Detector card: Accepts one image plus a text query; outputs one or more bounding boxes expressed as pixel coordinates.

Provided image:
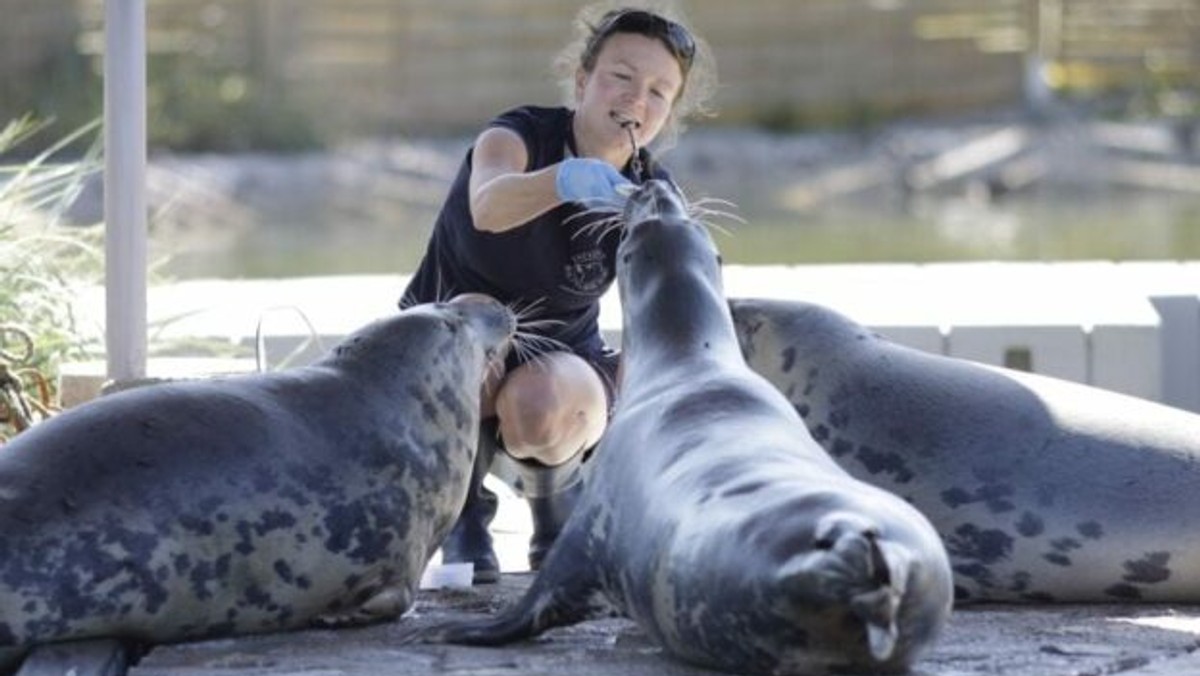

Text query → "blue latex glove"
[555,158,634,205]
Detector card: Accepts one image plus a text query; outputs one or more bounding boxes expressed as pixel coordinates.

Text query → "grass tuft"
[0,117,105,439]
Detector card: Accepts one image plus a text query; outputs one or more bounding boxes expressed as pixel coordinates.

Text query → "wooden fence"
[5,0,1199,138]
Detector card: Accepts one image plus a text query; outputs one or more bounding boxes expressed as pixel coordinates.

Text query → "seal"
[0,294,514,669]
[730,297,1200,603]
[403,181,953,675]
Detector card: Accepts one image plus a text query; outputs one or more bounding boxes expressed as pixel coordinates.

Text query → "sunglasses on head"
[589,9,696,73]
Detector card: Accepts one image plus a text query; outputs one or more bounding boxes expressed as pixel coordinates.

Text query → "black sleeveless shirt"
[401,105,673,360]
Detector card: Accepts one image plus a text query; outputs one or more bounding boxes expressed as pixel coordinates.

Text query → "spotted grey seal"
[403,181,953,675]
[0,294,513,669]
[731,297,1200,603]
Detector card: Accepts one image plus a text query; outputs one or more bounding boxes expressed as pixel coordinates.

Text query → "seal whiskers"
[508,298,573,369]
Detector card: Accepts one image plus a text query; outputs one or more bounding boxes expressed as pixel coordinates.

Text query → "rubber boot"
[514,459,584,571]
[440,419,501,584]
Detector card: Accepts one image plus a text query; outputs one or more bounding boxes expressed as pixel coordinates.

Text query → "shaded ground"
[123,573,1200,676]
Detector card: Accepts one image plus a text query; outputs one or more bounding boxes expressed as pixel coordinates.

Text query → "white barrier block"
[65,264,1188,410]
[1149,295,1200,412]
[1090,324,1162,401]
[947,325,1088,384]
[869,325,946,355]
[58,357,257,409]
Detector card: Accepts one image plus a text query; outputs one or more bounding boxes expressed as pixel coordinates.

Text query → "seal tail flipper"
[848,534,903,662]
[779,514,906,663]
[851,587,900,661]
[398,516,604,646]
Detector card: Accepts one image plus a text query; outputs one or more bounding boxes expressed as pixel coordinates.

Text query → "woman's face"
[575,32,685,152]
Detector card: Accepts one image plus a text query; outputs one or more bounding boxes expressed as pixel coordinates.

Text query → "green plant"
[0,116,105,437]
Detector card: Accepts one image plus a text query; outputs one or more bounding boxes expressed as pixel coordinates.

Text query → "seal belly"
[619,455,947,674]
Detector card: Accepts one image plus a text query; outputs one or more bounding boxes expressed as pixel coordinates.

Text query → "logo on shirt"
[563,248,608,295]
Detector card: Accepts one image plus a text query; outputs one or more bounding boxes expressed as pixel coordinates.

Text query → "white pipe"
[103,0,148,381]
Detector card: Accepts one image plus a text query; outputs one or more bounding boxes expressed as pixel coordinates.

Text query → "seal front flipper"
[312,582,415,629]
[399,522,605,646]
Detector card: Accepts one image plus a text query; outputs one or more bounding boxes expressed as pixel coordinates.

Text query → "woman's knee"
[495,353,607,464]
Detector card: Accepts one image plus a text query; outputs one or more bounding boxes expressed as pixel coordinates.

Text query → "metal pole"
[1023,0,1057,113]
[103,0,148,382]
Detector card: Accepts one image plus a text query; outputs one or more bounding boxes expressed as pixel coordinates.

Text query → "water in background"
[120,123,1200,280]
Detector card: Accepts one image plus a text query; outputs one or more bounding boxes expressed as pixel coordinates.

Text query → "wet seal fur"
[0,295,514,669]
[731,298,1200,603]
[403,182,953,675]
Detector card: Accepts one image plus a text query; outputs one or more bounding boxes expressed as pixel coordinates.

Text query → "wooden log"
[904,126,1029,191]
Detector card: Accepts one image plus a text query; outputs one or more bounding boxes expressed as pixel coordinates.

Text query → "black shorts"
[582,345,620,418]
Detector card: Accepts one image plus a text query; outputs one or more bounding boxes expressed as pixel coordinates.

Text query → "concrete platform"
[124,575,1200,676]
[25,478,1194,676]
[13,474,1200,675]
